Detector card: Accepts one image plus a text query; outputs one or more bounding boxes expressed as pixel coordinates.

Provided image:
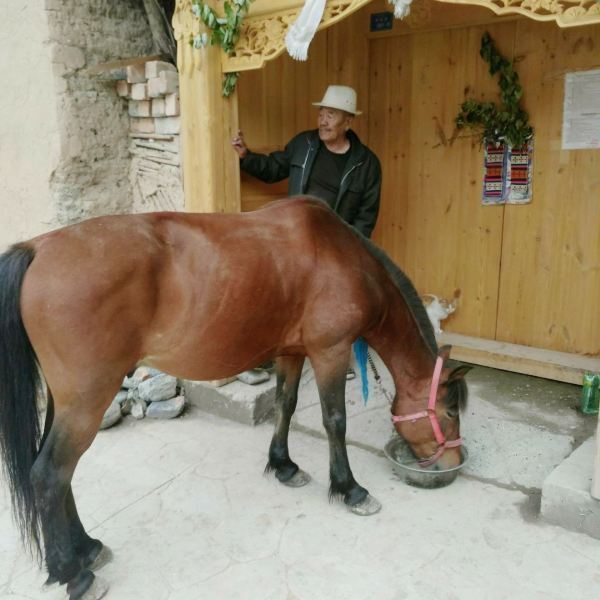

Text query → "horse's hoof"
[282,469,311,488]
[74,576,109,600]
[89,545,113,572]
[348,494,382,516]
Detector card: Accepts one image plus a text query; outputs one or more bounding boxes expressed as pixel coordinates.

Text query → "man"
[232,85,381,381]
[231,84,382,238]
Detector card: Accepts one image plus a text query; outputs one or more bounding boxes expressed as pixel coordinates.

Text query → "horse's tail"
[0,243,43,557]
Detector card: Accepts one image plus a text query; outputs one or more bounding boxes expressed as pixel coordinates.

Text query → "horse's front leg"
[311,347,382,516]
[266,355,310,487]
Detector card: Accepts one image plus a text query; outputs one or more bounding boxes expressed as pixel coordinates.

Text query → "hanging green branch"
[190,0,253,97]
[455,32,533,148]
[222,72,239,97]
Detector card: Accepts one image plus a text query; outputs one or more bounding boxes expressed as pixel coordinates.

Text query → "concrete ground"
[1,362,600,600]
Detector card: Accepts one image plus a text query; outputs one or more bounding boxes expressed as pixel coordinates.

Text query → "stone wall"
[46,0,154,225]
[0,0,155,250]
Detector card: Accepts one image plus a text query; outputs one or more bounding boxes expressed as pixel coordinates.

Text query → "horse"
[0,197,469,600]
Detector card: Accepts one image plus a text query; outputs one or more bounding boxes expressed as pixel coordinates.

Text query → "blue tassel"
[353,337,369,404]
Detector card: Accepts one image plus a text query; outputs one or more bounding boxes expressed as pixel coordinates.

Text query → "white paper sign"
[562,69,600,150]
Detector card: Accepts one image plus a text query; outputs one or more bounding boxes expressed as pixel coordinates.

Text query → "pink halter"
[390,356,462,468]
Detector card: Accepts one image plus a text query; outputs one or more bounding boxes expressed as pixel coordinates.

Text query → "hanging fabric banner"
[482,140,507,204]
[482,136,534,205]
[505,138,534,204]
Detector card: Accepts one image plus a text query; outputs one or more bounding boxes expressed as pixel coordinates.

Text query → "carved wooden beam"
[236,0,600,73]
[435,0,600,28]
[224,0,377,73]
[177,0,599,76]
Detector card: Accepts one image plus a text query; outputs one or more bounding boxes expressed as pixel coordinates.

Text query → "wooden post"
[173,1,241,214]
[591,410,600,500]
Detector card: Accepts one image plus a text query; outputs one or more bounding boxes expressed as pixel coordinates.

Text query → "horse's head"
[391,345,471,470]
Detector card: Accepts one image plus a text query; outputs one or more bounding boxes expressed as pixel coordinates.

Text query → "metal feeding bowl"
[383,437,469,489]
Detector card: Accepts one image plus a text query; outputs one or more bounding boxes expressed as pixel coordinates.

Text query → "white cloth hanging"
[285,0,415,62]
[389,0,413,19]
[285,0,327,61]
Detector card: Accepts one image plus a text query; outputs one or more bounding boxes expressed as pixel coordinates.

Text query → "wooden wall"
[369,20,514,341]
[236,0,600,356]
[497,22,600,354]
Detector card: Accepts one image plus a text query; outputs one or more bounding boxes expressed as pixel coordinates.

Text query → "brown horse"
[0,198,469,599]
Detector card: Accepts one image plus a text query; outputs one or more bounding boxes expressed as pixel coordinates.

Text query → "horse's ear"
[448,364,473,381]
[438,345,452,362]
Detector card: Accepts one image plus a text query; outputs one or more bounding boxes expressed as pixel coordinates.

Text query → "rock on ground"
[146,395,186,419]
[137,374,177,402]
[100,400,122,430]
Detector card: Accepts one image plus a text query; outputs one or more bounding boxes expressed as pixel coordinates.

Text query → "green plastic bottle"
[581,373,600,415]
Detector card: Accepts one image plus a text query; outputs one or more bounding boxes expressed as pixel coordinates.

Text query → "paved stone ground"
[1,362,599,600]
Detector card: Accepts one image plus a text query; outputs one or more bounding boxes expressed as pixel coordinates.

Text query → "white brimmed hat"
[312,85,362,116]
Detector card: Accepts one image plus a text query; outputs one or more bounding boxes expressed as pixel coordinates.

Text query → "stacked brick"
[114,59,184,213]
[117,60,180,135]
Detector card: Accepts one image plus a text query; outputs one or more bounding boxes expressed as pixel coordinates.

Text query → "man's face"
[318,107,353,144]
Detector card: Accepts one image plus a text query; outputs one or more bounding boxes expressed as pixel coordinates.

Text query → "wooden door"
[368,22,517,340]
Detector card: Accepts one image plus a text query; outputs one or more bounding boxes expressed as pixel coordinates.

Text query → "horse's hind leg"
[43,488,109,590]
[66,486,112,570]
[40,396,108,589]
[310,346,381,516]
[266,355,310,487]
[31,395,111,600]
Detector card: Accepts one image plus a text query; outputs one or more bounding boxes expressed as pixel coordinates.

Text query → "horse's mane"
[350,228,468,413]
[352,231,438,357]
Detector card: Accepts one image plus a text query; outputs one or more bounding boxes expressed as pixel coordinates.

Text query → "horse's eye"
[446,408,458,418]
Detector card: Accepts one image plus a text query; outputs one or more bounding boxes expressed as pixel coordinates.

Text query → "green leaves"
[456,32,533,148]
[191,0,251,54]
[190,1,253,96]
[223,72,240,97]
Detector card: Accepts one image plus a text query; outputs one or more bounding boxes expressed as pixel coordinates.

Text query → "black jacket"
[240,129,381,237]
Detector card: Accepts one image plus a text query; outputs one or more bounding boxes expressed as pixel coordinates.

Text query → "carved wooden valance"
[224,1,376,73]
[436,0,600,28]
[174,0,600,75]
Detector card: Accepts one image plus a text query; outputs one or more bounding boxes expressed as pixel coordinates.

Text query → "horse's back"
[22,197,356,279]
[18,199,387,381]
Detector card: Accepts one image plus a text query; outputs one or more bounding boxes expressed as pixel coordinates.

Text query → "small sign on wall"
[562,69,600,150]
[370,12,394,32]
